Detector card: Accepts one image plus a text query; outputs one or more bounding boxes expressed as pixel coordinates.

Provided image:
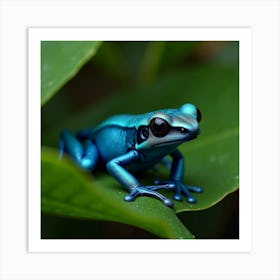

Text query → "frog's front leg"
[106,150,173,207]
[59,130,99,170]
[155,149,202,203]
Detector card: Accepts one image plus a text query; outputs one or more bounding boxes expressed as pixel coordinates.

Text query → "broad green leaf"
[41,41,101,105]
[42,147,193,239]
[42,64,239,237]
[173,129,238,212]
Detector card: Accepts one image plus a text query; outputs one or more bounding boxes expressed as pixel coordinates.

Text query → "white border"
[28,27,252,253]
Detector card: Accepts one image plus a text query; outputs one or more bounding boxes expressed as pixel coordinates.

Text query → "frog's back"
[94,113,150,130]
[94,108,177,130]
[92,114,139,164]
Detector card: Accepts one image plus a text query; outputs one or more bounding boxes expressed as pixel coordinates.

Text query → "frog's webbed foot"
[154,179,203,203]
[106,151,175,207]
[124,185,174,207]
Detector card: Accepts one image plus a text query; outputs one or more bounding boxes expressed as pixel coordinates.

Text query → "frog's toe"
[173,193,183,201]
[163,198,174,207]
[124,189,138,202]
[153,179,175,189]
[180,185,199,204]
[187,186,203,193]
[124,194,134,202]
[186,196,197,203]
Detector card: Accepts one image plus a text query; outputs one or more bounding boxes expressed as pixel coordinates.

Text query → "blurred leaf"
[42,147,193,239]
[41,41,101,106]
[138,41,199,84]
[117,42,148,80]
[89,42,130,84]
[138,42,166,83]
[158,41,198,70]
[211,41,239,66]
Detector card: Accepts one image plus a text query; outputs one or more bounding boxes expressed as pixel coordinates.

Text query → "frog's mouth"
[154,135,198,147]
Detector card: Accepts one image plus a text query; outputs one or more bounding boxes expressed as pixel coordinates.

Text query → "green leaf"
[41,41,101,106]
[42,64,239,237]
[41,147,193,239]
[175,128,239,212]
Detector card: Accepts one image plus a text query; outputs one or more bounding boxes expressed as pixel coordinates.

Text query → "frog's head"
[136,103,201,150]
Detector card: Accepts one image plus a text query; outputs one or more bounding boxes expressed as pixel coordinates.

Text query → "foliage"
[41,41,239,239]
[41,41,101,105]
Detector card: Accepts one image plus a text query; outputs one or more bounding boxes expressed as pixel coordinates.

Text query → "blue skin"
[59,103,202,208]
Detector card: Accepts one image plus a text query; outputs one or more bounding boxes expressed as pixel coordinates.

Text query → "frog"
[58,103,202,208]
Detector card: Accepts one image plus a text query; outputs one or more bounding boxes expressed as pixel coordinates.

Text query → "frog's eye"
[149,117,170,137]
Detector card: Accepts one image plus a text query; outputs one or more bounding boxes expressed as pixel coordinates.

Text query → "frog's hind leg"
[59,130,99,170]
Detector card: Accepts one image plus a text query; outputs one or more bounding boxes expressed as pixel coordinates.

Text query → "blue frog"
[59,103,202,208]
